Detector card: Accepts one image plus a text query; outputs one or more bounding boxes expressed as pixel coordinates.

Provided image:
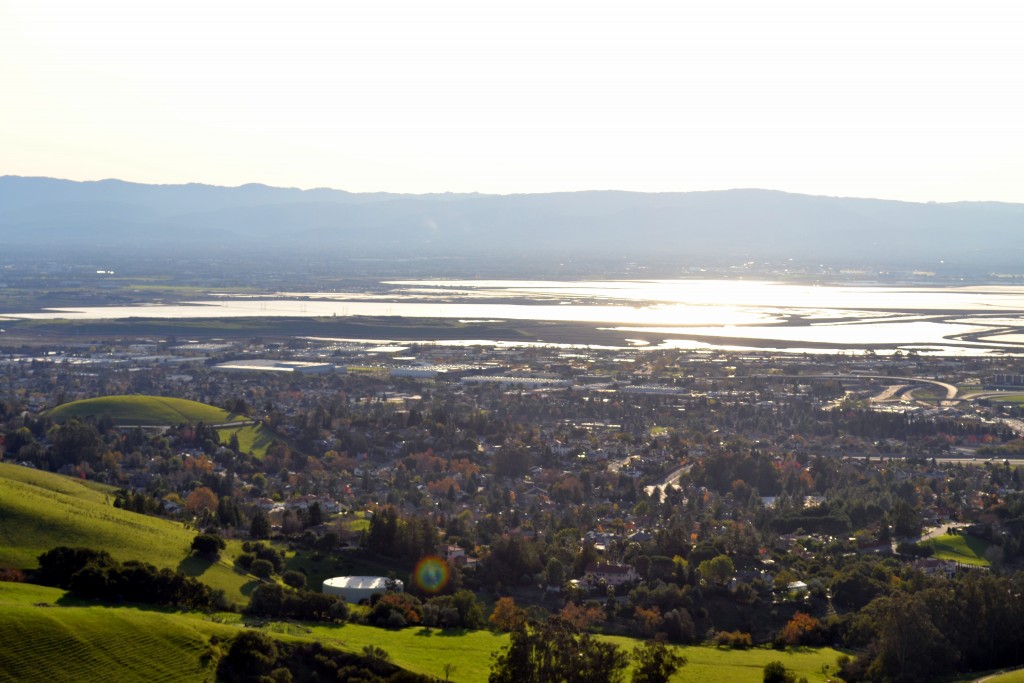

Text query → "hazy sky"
[2,1,1022,201]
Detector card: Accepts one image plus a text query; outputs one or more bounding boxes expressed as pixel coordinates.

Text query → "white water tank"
[321,576,401,603]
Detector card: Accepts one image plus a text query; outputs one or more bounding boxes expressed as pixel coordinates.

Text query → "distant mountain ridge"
[2,175,1022,269]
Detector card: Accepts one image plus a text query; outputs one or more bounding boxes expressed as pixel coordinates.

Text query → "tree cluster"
[217,630,432,683]
[489,618,685,683]
[35,546,228,610]
[364,506,439,563]
[234,541,285,578]
[839,571,1024,682]
[365,589,485,630]
[245,583,349,623]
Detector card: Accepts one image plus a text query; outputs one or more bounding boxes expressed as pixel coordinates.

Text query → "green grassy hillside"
[0,580,844,683]
[216,422,279,458]
[604,635,842,683]
[45,395,238,426]
[301,626,839,683]
[303,624,844,682]
[0,463,254,605]
[0,582,233,683]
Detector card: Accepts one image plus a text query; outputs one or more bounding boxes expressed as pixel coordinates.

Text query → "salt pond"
[4,279,1024,355]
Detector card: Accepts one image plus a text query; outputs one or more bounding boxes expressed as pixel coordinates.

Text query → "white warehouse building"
[322,576,401,603]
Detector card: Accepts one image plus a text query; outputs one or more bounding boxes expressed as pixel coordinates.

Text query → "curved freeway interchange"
[758,374,1024,437]
[757,374,958,404]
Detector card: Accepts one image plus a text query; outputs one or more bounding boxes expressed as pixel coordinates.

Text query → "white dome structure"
[322,576,401,603]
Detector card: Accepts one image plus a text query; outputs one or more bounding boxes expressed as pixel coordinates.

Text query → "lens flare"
[414,556,449,593]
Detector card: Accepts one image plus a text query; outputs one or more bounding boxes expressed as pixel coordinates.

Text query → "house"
[584,562,638,587]
[912,557,957,578]
[437,544,465,563]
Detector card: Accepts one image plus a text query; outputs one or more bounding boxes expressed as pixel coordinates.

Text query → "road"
[869,383,909,403]
[113,419,258,429]
[755,373,958,405]
[920,523,967,542]
[643,464,690,502]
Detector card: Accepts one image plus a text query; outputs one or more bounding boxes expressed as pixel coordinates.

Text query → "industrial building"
[213,359,336,374]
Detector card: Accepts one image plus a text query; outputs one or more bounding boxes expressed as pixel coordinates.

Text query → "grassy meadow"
[45,395,240,426]
[0,463,255,605]
[305,625,843,683]
[604,636,843,683]
[0,579,846,683]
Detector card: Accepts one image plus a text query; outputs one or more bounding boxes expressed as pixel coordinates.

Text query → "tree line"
[34,546,229,610]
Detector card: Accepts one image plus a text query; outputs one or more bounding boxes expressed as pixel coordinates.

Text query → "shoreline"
[2,314,1022,356]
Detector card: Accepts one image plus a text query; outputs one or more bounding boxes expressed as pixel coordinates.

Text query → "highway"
[755,373,958,405]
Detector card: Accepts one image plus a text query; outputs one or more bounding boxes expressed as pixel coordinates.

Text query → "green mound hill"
[45,395,238,426]
[0,463,254,605]
[44,395,281,457]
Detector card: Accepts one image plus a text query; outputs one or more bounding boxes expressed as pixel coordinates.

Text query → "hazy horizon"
[3,2,1023,202]
[12,172,1024,204]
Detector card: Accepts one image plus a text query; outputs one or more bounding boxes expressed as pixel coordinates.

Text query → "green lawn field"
[0,463,255,605]
[923,533,992,567]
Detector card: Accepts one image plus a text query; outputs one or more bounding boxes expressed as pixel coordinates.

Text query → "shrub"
[241,541,285,572]
[713,630,753,649]
[763,660,807,683]
[424,590,486,629]
[779,612,822,647]
[191,533,226,558]
[490,618,628,683]
[368,592,423,628]
[632,639,687,683]
[282,570,307,590]
[247,583,349,623]
[490,596,527,632]
[362,644,389,659]
[35,547,115,588]
[385,610,408,629]
[34,547,227,610]
[0,567,26,582]
[660,608,696,644]
[250,559,274,579]
[217,636,432,682]
[763,660,789,683]
[234,553,255,571]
